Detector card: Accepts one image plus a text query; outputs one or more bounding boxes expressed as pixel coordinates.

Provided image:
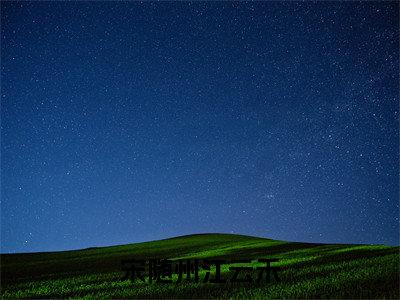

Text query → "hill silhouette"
[1,233,399,299]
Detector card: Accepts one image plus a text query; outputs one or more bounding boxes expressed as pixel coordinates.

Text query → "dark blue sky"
[1,1,398,253]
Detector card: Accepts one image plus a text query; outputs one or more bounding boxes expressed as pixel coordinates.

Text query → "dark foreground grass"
[1,233,399,299]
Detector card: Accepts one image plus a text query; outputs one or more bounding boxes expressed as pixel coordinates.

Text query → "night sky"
[1,1,399,253]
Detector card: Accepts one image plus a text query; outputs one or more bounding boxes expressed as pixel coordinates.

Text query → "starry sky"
[1,1,399,253]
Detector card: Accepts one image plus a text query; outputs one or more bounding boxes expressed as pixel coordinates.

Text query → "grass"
[1,233,399,299]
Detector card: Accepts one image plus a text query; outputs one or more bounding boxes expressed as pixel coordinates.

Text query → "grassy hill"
[1,233,399,299]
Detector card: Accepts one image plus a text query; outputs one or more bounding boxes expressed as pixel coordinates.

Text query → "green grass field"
[1,233,399,299]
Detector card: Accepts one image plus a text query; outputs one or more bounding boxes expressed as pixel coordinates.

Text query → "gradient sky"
[1,1,399,253]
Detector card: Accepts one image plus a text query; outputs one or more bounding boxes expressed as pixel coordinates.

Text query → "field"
[1,233,399,299]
